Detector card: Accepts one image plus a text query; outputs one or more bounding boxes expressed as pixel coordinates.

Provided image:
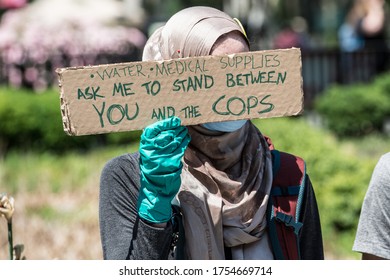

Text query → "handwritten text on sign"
[57,48,303,136]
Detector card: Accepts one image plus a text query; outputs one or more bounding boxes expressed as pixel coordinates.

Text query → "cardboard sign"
[57,48,303,136]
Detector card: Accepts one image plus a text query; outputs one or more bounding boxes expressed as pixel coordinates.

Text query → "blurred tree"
[142,0,222,21]
[0,0,147,90]
[141,0,223,37]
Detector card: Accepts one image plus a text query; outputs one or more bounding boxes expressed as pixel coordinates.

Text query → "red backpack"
[267,148,306,260]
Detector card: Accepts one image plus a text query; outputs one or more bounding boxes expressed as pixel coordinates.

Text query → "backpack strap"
[267,149,306,260]
[171,205,186,259]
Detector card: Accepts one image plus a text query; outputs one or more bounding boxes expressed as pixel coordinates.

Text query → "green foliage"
[0,87,141,153]
[254,117,377,258]
[314,72,390,137]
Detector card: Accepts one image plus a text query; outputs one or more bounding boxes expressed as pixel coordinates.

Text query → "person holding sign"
[99,6,323,260]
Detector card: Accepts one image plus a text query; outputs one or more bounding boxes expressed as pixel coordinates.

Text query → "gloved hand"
[137,117,190,223]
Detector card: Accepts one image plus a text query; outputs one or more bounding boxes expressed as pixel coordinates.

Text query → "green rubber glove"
[137,117,190,223]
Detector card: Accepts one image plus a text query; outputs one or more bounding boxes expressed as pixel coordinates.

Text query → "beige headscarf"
[142,6,246,60]
[142,6,273,260]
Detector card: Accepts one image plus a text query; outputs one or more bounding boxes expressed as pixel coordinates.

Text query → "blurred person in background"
[98,6,323,260]
[353,153,390,260]
[273,17,310,50]
[338,0,388,75]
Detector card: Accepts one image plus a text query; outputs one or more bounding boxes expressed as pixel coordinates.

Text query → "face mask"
[201,120,247,132]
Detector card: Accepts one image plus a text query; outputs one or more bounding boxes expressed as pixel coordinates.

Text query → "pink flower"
[0,0,27,9]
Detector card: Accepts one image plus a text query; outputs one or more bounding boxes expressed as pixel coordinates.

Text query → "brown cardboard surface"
[57,48,303,136]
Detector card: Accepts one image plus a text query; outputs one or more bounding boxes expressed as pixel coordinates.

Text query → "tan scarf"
[142,6,273,259]
[178,122,272,259]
